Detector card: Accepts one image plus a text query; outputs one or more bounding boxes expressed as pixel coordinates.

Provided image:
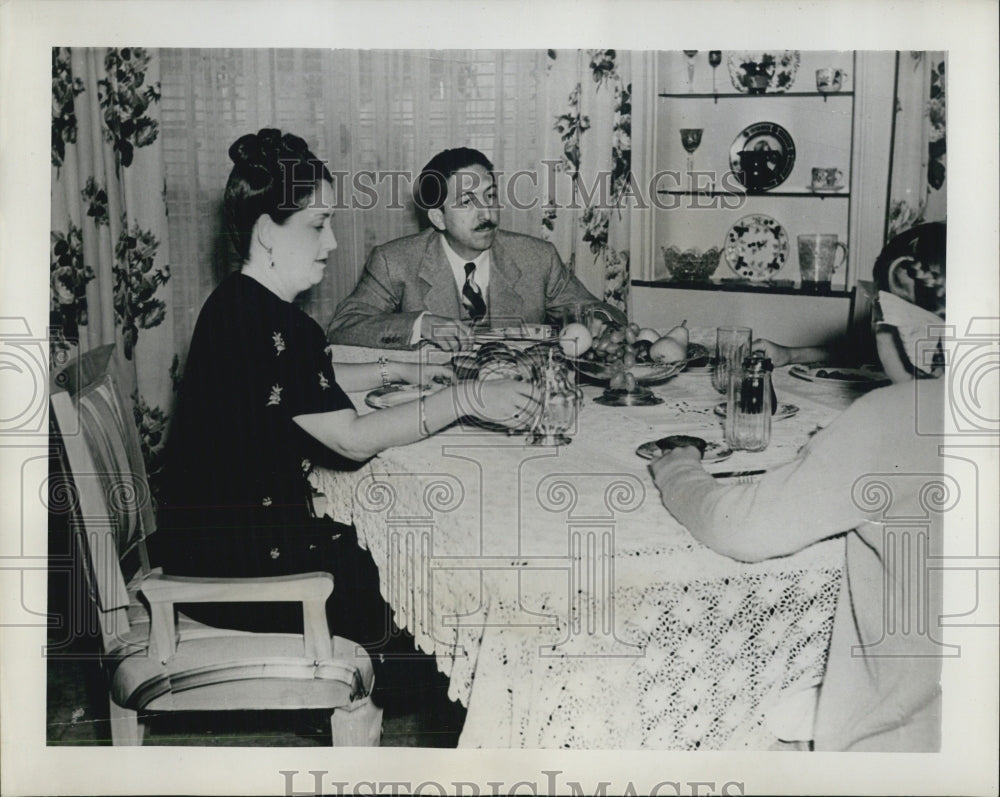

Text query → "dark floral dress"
[157,273,376,633]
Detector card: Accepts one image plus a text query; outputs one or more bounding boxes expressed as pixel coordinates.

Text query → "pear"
[649,336,687,364]
[664,320,689,349]
[636,327,660,344]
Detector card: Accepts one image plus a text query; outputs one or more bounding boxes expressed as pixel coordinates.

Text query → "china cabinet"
[629,51,896,347]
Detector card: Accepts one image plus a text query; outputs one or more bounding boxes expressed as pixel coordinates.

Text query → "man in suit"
[326,147,627,350]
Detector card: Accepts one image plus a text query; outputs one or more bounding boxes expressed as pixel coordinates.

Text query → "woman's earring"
[268,249,276,269]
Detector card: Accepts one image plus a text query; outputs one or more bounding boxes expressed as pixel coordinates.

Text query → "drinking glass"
[679,128,703,192]
[708,51,722,93]
[711,326,752,394]
[557,302,586,331]
[529,348,583,446]
[683,50,699,92]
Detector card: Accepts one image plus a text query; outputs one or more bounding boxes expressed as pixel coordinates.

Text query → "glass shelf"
[656,189,850,199]
[658,91,854,100]
[632,279,854,298]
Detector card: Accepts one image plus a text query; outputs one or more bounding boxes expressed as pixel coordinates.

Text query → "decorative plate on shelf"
[729,121,796,192]
[727,51,801,93]
[724,214,789,281]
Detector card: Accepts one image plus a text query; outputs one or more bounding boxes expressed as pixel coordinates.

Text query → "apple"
[559,322,593,357]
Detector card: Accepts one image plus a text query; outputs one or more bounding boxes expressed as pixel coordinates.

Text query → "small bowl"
[659,246,721,282]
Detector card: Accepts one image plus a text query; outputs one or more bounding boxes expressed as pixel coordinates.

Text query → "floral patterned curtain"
[51,47,174,495]
[886,52,946,240]
[542,50,632,315]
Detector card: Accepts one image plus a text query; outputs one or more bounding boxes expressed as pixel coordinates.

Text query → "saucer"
[809,184,846,193]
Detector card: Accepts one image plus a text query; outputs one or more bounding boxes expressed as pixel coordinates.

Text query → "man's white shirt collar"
[440,234,491,291]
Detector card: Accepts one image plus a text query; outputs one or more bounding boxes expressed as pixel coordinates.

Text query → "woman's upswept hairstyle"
[224,128,333,261]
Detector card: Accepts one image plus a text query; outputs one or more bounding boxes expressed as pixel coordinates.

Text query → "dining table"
[314,333,866,749]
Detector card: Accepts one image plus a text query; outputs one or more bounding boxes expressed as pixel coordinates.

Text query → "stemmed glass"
[708,51,722,94]
[683,50,699,92]
[679,128,703,191]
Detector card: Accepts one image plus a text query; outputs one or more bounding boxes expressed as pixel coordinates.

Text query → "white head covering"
[875,291,945,377]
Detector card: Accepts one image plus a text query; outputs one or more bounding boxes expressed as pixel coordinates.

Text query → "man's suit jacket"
[326,228,624,348]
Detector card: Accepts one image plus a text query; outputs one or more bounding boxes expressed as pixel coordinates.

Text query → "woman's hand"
[454,378,541,430]
[389,361,454,386]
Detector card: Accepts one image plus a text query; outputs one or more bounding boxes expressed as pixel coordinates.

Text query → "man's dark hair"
[873,221,946,317]
[413,147,494,213]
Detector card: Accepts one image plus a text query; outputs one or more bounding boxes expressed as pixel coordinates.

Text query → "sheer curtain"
[886,51,947,240]
[159,49,552,359]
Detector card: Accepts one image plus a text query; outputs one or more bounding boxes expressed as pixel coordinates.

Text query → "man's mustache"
[474,221,497,231]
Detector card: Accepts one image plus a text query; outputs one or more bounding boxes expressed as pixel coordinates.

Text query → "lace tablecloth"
[314,345,858,749]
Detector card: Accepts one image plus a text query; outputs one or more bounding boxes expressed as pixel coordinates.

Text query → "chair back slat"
[50,345,156,650]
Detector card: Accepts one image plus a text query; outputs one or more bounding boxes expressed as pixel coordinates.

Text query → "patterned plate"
[714,401,800,421]
[729,121,796,192]
[636,438,733,463]
[724,214,789,281]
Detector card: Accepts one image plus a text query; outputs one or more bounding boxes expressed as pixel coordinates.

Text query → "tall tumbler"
[712,326,752,394]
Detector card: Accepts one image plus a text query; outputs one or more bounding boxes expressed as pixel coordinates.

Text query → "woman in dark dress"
[157,129,537,709]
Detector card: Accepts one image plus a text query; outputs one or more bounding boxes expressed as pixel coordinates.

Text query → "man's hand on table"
[421,314,474,352]
[648,444,705,480]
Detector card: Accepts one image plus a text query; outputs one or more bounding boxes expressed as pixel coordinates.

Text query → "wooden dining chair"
[49,344,382,746]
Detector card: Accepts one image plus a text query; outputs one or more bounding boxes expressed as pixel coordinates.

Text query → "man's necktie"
[462,262,487,322]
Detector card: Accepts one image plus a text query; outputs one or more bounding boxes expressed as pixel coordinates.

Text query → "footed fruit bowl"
[568,357,685,386]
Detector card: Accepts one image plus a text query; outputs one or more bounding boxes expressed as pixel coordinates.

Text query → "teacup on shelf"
[816,67,848,93]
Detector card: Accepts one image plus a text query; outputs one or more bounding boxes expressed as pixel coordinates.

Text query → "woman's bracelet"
[418,396,432,437]
[377,356,391,388]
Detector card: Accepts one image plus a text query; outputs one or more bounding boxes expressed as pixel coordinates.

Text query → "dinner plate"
[714,401,800,420]
[724,214,789,281]
[365,383,444,409]
[729,121,796,192]
[636,438,733,463]
[788,365,891,387]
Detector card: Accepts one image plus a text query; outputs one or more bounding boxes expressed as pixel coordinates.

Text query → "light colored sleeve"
[326,245,424,349]
[649,389,900,562]
[541,242,628,326]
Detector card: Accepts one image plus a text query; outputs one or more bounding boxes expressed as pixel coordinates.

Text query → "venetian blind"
[158,48,547,357]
